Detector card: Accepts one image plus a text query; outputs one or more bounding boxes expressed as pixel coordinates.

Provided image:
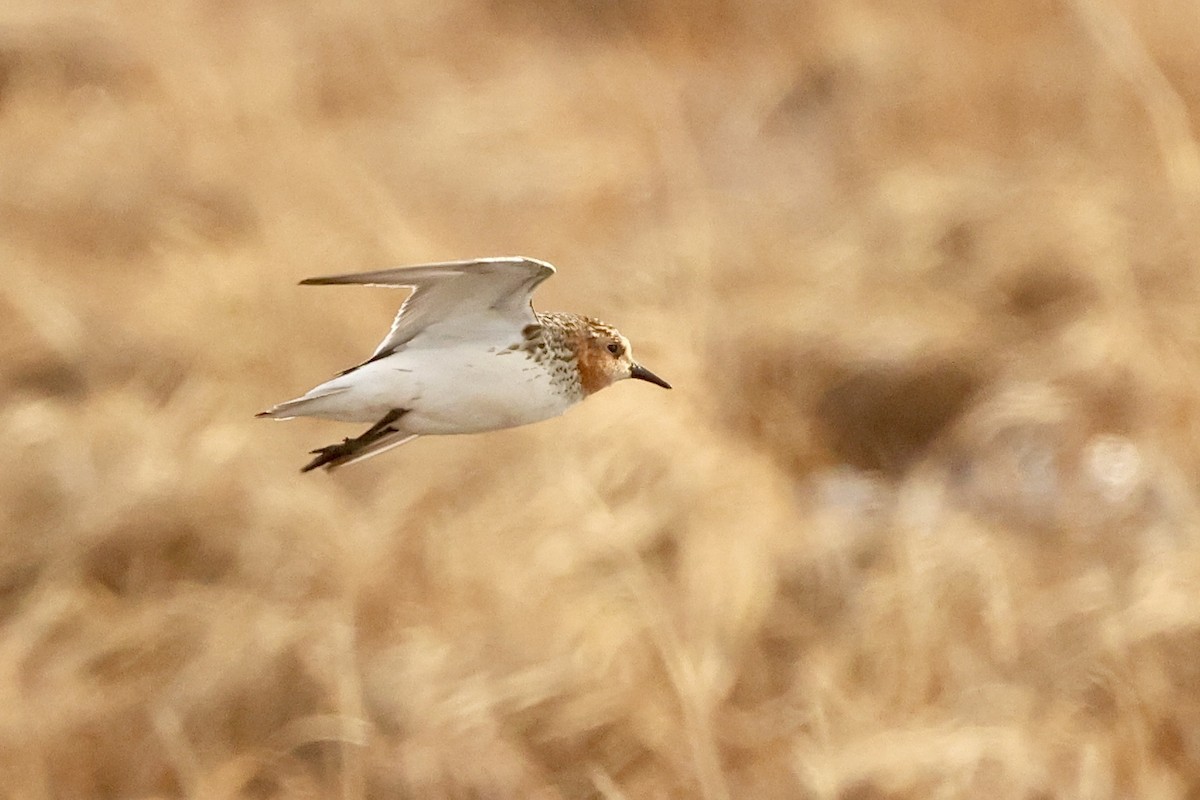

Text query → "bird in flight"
[257,257,671,471]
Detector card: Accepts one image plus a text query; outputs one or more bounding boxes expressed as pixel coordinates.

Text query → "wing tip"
[299,256,555,287]
[511,255,556,274]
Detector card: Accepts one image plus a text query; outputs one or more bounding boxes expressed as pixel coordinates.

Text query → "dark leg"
[301,408,406,472]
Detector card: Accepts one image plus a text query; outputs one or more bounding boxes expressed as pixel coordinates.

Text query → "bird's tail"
[255,386,351,420]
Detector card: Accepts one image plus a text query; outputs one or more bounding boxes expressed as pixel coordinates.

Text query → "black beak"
[630,363,671,389]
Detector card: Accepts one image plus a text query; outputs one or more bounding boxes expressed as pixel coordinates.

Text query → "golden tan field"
[4,0,1200,796]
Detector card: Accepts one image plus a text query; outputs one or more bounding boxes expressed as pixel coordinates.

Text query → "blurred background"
[4,0,1200,796]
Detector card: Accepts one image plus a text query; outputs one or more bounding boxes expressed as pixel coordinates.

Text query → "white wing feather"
[300,256,556,359]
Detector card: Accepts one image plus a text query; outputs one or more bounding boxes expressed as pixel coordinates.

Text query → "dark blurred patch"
[36,717,179,798]
[815,359,981,476]
[0,562,39,625]
[484,0,720,37]
[1151,680,1200,784]
[5,359,88,399]
[0,23,149,110]
[838,780,891,800]
[1,339,207,424]
[484,0,821,49]
[84,525,236,595]
[632,522,679,582]
[1,318,194,406]
[297,21,409,120]
[1076,369,1140,433]
[764,61,849,133]
[723,338,983,479]
[935,220,976,273]
[996,260,1097,329]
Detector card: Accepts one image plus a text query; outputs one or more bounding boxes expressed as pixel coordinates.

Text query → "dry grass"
[4,0,1200,797]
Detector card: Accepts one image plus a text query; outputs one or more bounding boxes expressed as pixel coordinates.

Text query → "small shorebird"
[257,256,671,471]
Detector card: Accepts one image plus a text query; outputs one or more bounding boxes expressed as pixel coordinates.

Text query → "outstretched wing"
[301,256,556,359]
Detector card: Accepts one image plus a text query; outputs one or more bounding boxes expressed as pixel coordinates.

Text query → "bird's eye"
[606,342,622,356]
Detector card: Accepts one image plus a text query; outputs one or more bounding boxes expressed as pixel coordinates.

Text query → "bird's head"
[575,318,671,396]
